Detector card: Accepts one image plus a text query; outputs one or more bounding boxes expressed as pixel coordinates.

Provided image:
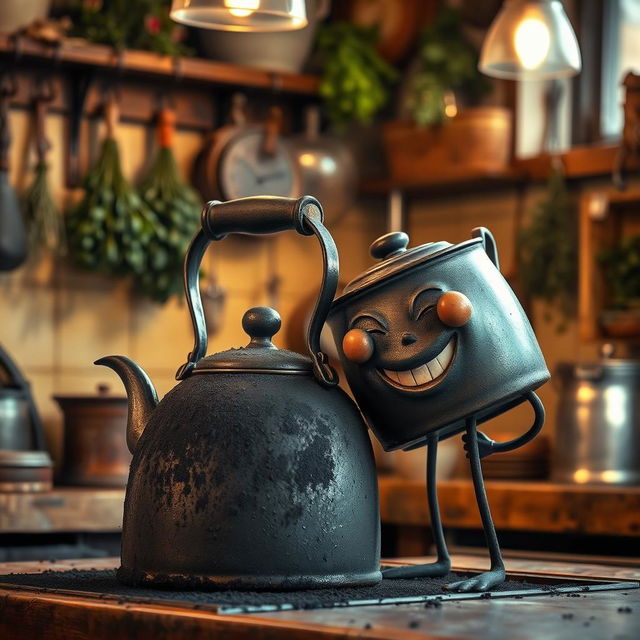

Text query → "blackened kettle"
[97,196,381,590]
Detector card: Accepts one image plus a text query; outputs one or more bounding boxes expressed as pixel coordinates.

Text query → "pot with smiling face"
[327,230,550,452]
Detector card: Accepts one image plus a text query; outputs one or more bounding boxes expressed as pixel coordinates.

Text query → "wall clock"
[193,96,300,201]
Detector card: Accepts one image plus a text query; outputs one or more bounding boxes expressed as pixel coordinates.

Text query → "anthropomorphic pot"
[328,229,550,592]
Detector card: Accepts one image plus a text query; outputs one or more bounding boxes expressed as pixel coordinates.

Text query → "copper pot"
[55,385,130,487]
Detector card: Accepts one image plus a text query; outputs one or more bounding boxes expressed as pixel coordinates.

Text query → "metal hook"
[0,72,17,98]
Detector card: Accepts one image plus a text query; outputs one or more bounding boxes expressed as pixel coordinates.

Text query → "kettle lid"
[334,231,480,308]
[193,306,312,374]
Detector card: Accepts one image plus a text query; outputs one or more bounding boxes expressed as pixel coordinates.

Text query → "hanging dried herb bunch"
[22,82,66,256]
[519,166,578,327]
[137,108,202,303]
[66,94,161,286]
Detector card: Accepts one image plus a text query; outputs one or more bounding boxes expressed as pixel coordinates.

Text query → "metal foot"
[445,415,505,593]
[384,434,451,580]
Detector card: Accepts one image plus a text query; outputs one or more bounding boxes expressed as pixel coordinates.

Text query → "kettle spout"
[95,356,159,454]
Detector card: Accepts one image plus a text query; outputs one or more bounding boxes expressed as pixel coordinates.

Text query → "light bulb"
[514,17,551,69]
[225,0,259,17]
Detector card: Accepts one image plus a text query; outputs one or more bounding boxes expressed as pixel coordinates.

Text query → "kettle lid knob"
[243,307,281,349]
[370,232,409,261]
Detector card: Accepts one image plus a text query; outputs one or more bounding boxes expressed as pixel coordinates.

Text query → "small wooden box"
[382,108,513,183]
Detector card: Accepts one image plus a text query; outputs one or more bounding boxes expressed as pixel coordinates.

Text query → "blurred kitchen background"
[1,0,639,563]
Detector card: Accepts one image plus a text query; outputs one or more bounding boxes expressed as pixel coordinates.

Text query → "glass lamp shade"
[479,0,581,79]
[170,0,307,32]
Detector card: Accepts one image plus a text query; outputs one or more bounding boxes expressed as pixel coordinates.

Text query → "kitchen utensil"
[137,106,202,303]
[0,344,46,452]
[327,228,549,592]
[287,106,358,225]
[553,345,640,485]
[0,73,28,271]
[0,344,52,493]
[54,384,130,487]
[97,195,381,590]
[22,76,66,256]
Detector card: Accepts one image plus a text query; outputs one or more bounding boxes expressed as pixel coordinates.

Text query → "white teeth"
[426,358,443,378]
[397,370,416,386]
[383,369,400,383]
[411,365,431,385]
[382,338,455,388]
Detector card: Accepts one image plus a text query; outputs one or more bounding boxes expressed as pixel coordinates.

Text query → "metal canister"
[552,348,640,484]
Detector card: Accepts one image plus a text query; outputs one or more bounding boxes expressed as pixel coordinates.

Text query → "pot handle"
[0,344,46,450]
[176,196,339,387]
[471,227,499,271]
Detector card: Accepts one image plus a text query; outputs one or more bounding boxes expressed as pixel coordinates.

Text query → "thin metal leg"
[446,415,506,592]
[383,434,451,579]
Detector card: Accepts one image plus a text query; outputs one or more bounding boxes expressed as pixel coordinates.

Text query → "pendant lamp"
[479,0,581,79]
[170,0,307,32]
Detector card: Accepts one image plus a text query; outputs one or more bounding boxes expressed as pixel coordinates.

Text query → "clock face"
[218,130,298,199]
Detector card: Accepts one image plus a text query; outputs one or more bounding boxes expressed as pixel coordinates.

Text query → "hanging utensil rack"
[0,34,320,187]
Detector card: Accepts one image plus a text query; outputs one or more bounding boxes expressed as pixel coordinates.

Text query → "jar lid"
[194,307,312,374]
[333,232,481,308]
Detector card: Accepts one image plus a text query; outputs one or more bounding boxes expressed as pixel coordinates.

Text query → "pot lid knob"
[242,307,281,349]
[370,232,409,261]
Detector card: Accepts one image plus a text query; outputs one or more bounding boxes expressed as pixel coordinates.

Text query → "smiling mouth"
[379,338,456,390]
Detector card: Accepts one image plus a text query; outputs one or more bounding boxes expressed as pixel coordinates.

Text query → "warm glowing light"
[299,153,316,168]
[573,468,590,484]
[444,90,458,118]
[576,384,596,403]
[514,17,551,69]
[601,470,625,483]
[225,0,259,18]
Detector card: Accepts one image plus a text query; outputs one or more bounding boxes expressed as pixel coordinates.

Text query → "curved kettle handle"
[176,196,339,387]
[471,227,500,271]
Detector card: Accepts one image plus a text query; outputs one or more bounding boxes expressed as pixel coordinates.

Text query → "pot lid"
[334,232,481,307]
[194,306,312,374]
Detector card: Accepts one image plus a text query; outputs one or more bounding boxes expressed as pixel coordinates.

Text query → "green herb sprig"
[137,121,202,302]
[66,138,160,280]
[317,23,397,128]
[519,168,578,327]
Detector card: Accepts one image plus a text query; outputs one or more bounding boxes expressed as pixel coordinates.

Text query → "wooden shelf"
[361,144,635,198]
[0,487,125,534]
[0,35,320,96]
[379,475,640,538]
[361,168,527,198]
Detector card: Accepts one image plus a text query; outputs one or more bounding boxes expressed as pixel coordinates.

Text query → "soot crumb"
[408,620,420,629]
[618,606,633,613]
[562,613,574,619]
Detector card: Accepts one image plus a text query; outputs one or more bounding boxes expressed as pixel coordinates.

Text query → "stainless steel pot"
[552,346,640,484]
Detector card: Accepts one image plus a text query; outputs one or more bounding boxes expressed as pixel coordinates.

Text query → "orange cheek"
[437,291,473,327]
[342,329,374,363]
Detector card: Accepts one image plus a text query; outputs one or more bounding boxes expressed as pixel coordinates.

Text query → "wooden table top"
[1,555,638,639]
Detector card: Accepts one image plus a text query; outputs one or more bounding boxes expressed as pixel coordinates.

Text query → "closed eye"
[349,313,388,335]
[416,304,436,321]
